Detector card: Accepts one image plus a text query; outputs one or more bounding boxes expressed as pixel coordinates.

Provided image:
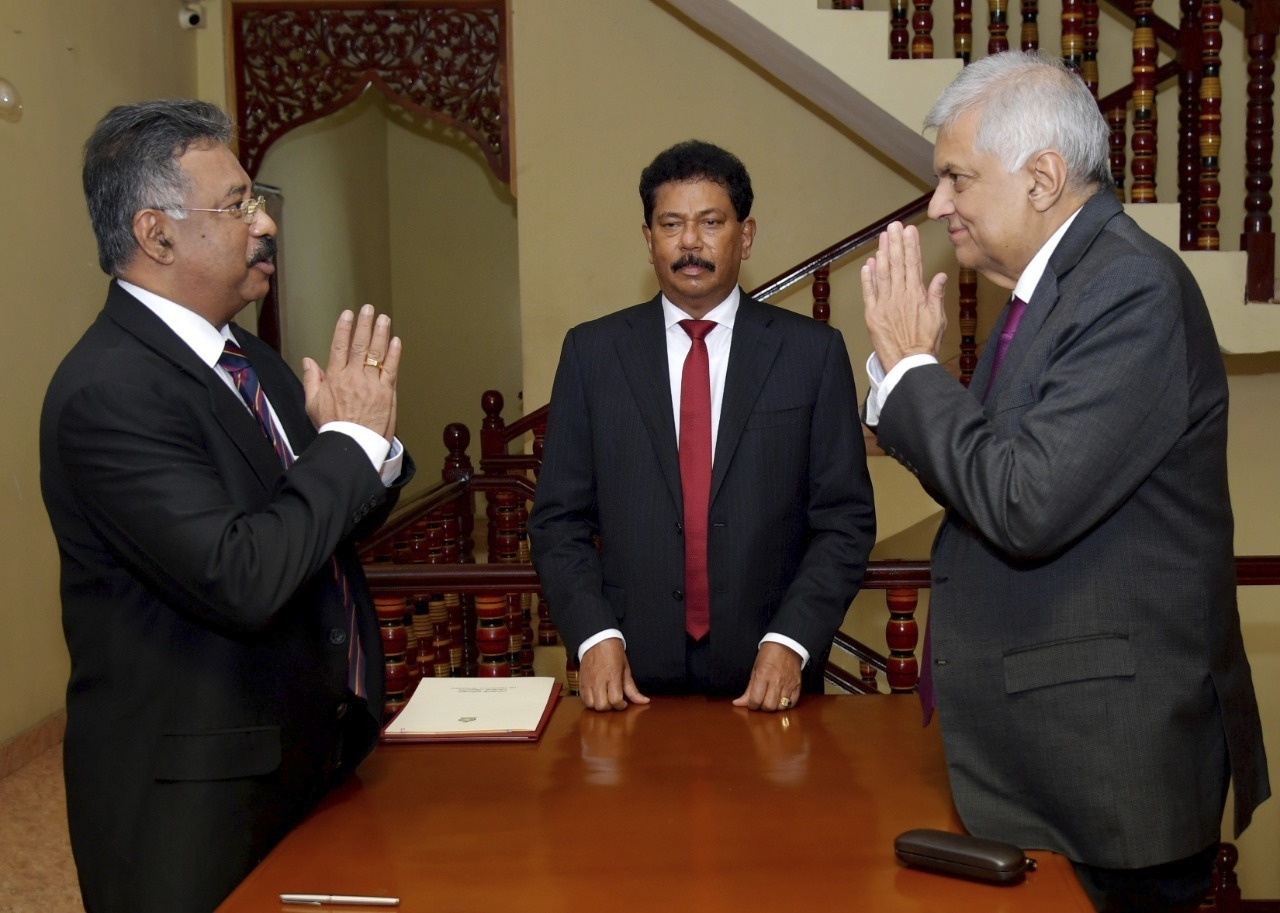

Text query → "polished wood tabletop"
[217,694,1092,912]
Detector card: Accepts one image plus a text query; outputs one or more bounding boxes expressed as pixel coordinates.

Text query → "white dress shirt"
[864,207,1082,424]
[579,287,810,668]
[119,280,403,485]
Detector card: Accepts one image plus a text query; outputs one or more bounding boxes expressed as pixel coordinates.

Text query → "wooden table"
[217,694,1093,912]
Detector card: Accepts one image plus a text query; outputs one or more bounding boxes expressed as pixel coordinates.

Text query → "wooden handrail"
[750,192,933,301]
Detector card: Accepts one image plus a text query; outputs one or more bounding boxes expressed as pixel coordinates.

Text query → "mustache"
[248,236,277,268]
[671,254,715,273]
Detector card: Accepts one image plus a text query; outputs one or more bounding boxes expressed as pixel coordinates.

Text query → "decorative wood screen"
[230,1,510,184]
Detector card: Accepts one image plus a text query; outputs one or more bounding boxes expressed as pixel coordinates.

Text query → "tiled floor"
[0,746,84,913]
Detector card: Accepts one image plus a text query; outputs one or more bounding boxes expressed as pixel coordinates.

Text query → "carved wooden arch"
[230,0,510,184]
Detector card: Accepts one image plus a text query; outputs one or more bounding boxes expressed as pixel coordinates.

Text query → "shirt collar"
[1013,205,1084,303]
[117,279,235,368]
[661,286,741,330]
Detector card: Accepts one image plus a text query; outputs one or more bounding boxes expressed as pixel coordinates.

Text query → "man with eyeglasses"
[40,99,414,913]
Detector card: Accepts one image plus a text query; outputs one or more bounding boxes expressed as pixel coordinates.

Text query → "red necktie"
[219,339,368,699]
[678,320,716,641]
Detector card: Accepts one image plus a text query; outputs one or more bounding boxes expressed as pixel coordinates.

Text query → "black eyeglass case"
[894,828,1036,884]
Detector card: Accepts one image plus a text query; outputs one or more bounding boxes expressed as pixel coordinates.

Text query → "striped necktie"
[218,338,368,699]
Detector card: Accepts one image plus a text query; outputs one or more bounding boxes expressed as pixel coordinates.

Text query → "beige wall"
[0,0,198,743]
[257,96,394,377]
[387,111,522,474]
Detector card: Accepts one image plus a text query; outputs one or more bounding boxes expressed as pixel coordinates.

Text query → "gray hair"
[82,99,233,276]
[924,51,1111,192]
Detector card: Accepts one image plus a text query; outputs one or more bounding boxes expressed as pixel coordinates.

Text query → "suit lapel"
[711,294,780,504]
[614,297,682,507]
[983,191,1122,400]
[103,283,286,489]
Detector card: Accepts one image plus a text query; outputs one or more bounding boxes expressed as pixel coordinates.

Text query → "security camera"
[179,3,206,29]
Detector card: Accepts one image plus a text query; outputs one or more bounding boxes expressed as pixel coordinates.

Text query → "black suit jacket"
[875,192,1270,868]
[40,281,414,913]
[529,292,875,694]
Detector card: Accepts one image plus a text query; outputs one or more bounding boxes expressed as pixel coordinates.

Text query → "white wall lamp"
[0,77,22,123]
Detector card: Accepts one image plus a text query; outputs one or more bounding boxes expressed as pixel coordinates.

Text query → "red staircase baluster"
[812,265,831,324]
[885,588,921,693]
[1021,0,1040,51]
[1062,0,1083,72]
[1083,1,1100,97]
[1243,0,1278,300]
[891,0,910,58]
[1180,0,1204,250]
[376,595,411,720]
[954,0,973,62]
[912,0,935,58]
[1131,0,1159,204]
[1198,0,1223,247]
[989,0,1010,53]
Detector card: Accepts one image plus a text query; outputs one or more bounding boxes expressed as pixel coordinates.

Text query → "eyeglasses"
[167,195,268,223]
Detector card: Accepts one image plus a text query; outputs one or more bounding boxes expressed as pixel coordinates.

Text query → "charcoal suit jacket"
[529,291,876,694]
[40,280,414,913]
[873,191,1270,868]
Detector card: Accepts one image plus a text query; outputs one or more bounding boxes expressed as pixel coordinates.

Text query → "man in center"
[530,140,875,711]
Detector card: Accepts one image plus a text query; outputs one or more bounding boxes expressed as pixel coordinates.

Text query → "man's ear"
[133,209,176,265]
[739,216,756,261]
[1027,150,1068,212]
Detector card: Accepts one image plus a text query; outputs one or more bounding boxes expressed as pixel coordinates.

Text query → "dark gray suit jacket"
[40,281,413,913]
[529,292,875,694]
[875,191,1270,868]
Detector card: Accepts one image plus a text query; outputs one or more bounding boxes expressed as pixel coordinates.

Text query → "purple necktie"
[678,320,716,641]
[920,296,1029,725]
[982,295,1028,401]
[219,339,368,699]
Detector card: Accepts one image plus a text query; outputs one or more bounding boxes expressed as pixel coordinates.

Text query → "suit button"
[672,589,684,601]
[676,522,683,534]
[329,628,348,645]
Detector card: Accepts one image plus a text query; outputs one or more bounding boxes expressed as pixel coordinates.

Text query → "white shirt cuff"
[864,352,938,426]
[761,633,809,668]
[579,629,625,662]
[318,422,402,487]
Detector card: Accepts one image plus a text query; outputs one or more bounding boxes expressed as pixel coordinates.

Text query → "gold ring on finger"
[778,697,792,710]
[364,354,382,369]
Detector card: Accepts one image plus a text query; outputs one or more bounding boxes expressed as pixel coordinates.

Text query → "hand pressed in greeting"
[861,222,949,373]
[302,304,400,442]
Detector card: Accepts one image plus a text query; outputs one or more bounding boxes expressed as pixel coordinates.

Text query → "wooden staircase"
[665,0,1280,352]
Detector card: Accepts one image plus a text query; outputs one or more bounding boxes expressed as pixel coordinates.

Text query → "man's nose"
[927,183,952,221]
[252,208,278,237]
[679,221,702,248]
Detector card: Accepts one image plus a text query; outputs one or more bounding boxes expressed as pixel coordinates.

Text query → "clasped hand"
[861,222,949,373]
[302,304,400,442]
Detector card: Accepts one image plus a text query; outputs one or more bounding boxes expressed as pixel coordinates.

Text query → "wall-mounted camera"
[179,2,206,29]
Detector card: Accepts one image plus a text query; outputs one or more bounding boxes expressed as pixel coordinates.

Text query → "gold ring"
[778,697,792,710]
[363,354,382,369]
